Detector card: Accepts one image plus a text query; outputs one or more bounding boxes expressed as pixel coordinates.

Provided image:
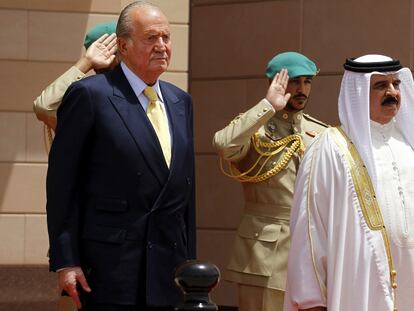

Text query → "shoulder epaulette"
[303,113,330,128]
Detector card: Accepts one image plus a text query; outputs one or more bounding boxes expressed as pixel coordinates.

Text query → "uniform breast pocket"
[227,214,281,277]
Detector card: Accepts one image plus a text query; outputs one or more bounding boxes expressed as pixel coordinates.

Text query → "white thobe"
[371,120,414,310]
[284,125,414,311]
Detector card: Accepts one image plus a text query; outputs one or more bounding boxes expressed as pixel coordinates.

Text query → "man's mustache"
[293,93,308,100]
[382,96,399,106]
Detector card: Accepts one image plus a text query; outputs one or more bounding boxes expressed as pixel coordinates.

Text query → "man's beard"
[285,93,309,112]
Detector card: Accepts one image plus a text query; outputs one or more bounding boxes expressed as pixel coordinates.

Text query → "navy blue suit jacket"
[46,64,196,307]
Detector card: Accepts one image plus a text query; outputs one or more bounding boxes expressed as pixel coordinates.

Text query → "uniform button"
[297,114,302,120]
[173,242,177,249]
[257,113,263,117]
[148,242,153,249]
[254,232,259,238]
[293,127,298,132]
[186,177,191,185]
[263,108,268,112]
[282,113,288,120]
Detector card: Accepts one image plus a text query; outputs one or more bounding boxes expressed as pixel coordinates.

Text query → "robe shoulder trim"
[332,127,384,230]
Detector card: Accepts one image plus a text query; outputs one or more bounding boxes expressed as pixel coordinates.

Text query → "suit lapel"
[107,66,169,186]
[148,81,189,211]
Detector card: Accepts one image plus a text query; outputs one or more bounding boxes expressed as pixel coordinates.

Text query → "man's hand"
[75,33,118,73]
[265,68,291,111]
[86,33,117,70]
[58,267,91,309]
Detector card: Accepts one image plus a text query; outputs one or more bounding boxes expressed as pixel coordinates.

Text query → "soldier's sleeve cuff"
[251,99,275,122]
[261,98,276,114]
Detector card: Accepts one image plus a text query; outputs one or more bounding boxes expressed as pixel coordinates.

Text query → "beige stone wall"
[0,1,189,309]
[191,0,414,306]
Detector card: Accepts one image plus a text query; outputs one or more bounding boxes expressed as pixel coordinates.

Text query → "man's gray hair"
[116,1,159,39]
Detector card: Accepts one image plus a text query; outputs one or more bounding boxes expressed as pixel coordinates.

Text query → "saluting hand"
[265,68,291,111]
[58,267,91,309]
[85,33,118,70]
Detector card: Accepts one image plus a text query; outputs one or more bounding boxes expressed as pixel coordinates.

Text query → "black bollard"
[174,260,220,311]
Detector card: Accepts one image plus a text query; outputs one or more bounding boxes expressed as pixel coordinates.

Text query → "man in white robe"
[284,55,414,311]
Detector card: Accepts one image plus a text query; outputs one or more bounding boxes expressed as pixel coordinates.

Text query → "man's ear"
[117,37,128,56]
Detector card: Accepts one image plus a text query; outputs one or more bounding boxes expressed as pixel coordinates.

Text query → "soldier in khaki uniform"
[213,52,328,311]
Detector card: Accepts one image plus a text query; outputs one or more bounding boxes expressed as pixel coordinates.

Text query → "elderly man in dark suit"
[46,2,195,310]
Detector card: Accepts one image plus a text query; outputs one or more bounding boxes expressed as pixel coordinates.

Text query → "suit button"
[148,242,153,249]
[173,242,177,249]
[186,177,191,185]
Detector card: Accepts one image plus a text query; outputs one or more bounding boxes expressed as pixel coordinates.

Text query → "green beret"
[266,52,318,79]
[83,21,117,50]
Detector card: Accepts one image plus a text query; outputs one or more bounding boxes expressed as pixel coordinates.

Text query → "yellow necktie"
[143,86,171,167]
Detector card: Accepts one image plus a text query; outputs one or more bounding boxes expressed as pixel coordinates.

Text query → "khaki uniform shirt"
[213,99,328,291]
[33,66,85,129]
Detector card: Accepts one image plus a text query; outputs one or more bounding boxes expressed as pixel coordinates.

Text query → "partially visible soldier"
[213,52,328,311]
[33,21,118,131]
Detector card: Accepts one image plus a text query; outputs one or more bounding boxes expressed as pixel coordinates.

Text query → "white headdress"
[339,54,414,191]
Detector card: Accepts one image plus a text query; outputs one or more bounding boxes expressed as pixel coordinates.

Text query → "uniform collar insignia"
[306,130,318,137]
[274,109,304,124]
